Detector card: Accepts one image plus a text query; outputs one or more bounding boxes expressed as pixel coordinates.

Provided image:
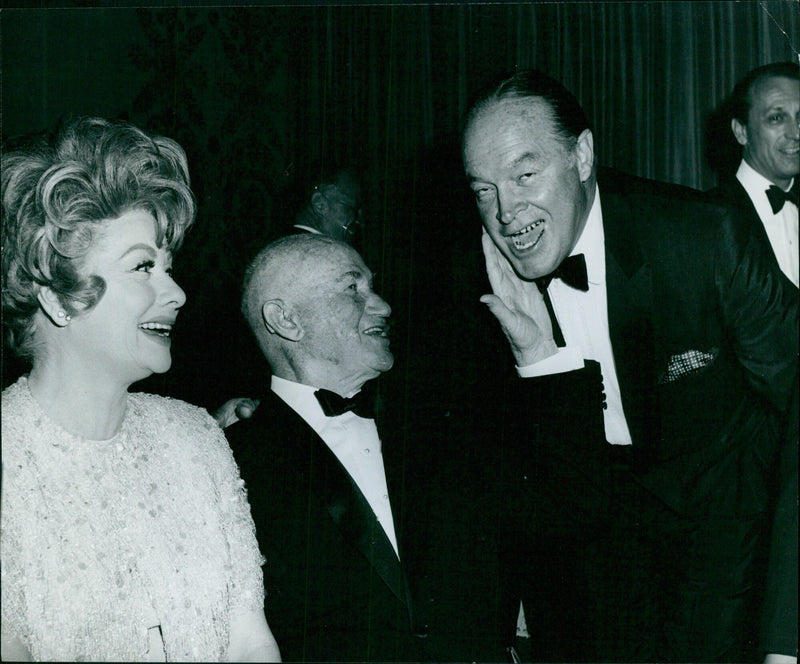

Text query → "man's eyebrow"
[763,102,792,112]
[335,269,365,282]
[510,151,541,168]
[467,151,541,182]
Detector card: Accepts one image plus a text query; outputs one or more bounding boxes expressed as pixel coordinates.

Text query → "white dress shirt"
[270,375,400,558]
[514,186,633,446]
[736,159,799,287]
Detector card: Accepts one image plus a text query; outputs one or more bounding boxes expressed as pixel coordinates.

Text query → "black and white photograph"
[1,2,797,662]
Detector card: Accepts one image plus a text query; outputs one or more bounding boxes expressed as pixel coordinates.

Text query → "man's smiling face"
[463,97,594,280]
[734,75,800,190]
[295,242,393,389]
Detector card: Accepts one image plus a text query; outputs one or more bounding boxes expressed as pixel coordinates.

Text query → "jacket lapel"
[599,177,660,454]
[294,404,408,606]
[719,176,760,219]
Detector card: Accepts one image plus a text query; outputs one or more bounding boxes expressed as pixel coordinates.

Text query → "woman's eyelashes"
[134,259,156,274]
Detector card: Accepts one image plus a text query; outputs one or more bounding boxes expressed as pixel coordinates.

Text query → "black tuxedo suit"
[225,389,427,662]
[705,172,799,659]
[598,169,795,498]
[707,173,798,285]
[498,169,798,661]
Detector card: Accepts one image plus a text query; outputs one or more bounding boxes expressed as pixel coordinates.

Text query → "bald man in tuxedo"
[225,234,429,662]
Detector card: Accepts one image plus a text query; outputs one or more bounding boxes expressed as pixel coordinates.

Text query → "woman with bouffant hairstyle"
[1,117,281,662]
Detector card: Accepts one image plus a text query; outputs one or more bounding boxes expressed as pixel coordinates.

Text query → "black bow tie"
[766,182,799,214]
[535,253,589,293]
[315,386,376,419]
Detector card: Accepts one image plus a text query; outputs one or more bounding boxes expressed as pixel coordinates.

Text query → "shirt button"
[363,448,371,454]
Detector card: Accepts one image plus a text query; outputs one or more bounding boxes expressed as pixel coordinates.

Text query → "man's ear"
[575,129,595,182]
[262,299,303,341]
[731,118,748,147]
[311,190,328,216]
[36,286,70,327]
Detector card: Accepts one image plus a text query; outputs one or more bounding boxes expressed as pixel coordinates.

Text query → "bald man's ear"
[262,300,303,341]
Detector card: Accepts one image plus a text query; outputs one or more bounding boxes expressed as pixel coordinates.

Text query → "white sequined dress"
[1,376,265,662]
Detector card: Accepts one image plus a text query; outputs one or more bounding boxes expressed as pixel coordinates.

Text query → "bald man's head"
[241,233,393,393]
[242,234,340,333]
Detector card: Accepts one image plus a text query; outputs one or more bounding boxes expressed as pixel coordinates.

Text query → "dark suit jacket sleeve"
[714,206,797,412]
[703,184,798,656]
[693,204,798,656]
[697,203,798,657]
[760,373,798,657]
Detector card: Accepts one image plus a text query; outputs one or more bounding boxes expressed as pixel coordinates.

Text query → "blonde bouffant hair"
[2,116,196,361]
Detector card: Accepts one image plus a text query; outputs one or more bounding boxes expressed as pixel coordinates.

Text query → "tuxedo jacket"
[592,168,797,506]
[225,389,428,662]
[704,172,798,656]
[498,168,797,656]
[707,174,763,222]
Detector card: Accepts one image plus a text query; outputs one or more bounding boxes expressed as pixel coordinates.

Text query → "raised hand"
[480,231,559,367]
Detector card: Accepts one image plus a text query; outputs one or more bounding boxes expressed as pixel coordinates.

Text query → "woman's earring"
[57,311,65,318]
[57,311,71,322]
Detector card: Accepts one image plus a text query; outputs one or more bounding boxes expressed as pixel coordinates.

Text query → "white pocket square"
[659,347,719,384]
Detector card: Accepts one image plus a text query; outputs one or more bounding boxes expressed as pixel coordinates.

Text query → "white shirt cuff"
[516,346,585,377]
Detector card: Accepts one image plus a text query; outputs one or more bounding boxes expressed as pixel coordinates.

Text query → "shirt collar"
[737,159,779,191]
[736,159,796,218]
[571,184,605,286]
[292,224,324,235]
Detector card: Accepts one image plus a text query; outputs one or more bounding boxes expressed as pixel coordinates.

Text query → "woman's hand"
[228,608,281,662]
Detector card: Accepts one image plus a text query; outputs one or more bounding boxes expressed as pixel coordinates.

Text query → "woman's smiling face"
[67,208,186,386]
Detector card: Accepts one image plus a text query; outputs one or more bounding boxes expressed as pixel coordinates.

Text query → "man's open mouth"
[509,219,545,251]
[363,324,389,338]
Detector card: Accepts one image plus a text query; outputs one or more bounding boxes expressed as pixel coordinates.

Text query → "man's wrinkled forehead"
[749,75,799,108]
[466,96,557,144]
[302,243,369,286]
[463,97,561,170]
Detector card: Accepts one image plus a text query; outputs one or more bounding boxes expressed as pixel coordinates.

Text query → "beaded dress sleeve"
[187,397,267,616]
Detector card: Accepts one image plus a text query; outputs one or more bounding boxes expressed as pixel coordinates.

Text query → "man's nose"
[368,292,391,317]
[788,116,799,140]
[496,187,525,225]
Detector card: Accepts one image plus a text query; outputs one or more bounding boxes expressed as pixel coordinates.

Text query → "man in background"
[292,167,364,245]
[709,61,799,287]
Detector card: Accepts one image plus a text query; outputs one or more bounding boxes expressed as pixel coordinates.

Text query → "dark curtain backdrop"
[2,2,799,408]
